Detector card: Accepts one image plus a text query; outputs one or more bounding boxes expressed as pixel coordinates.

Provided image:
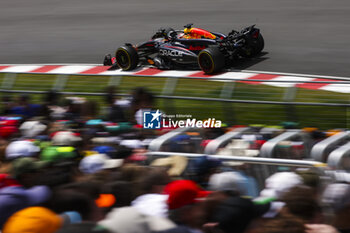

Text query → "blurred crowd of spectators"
[0,87,349,233]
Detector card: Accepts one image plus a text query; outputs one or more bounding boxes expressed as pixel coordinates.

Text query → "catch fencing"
[147,125,350,190]
[146,151,329,191]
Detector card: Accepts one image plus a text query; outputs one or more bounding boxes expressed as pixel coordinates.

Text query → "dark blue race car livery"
[104,24,264,74]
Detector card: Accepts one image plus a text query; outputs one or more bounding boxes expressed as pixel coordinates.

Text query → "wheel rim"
[116,50,130,69]
[199,53,213,73]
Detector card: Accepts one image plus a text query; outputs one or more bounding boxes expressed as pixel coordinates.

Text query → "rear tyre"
[255,34,264,54]
[198,47,225,74]
[240,34,264,58]
[115,45,139,71]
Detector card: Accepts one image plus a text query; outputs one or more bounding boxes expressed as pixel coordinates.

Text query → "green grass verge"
[0,73,348,129]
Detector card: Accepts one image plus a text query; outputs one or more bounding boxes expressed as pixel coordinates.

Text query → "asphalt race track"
[1,0,350,77]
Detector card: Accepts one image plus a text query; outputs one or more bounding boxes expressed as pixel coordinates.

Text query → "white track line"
[46,65,95,74]
[263,76,314,88]
[153,70,199,77]
[214,72,257,80]
[1,65,42,73]
[320,83,350,93]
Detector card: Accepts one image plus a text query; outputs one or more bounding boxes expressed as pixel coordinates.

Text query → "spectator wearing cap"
[19,120,47,139]
[0,173,19,189]
[5,140,40,161]
[2,206,62,233]
[0,117,20,140]
[255,172,304,218]
[78,153,124,181]
[40,131,82,163]
[205,172,270,233]
[93,145,118,158]
[208,171,247,197]
[151,156,189,178]
[1,140,42,187]
[259,172,303,200]
[98,206,175,233]
[51,131,82,147]
[160,180,210,233]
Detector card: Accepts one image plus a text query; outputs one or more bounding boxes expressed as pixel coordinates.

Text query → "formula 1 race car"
[103,24,264,74]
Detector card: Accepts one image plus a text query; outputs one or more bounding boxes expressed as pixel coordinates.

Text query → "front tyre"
[198,48,225,74]
[115,45,139,71]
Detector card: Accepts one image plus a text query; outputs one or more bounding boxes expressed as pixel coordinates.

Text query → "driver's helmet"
[166,29,177,40]
[183,27,216,39]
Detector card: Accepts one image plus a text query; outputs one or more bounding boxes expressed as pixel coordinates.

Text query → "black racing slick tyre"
[198,48,225,74]
[115,45,139,71]
[255,34,264,54]
[240,34,264,58]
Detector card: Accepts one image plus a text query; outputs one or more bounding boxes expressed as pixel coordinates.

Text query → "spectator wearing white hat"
[51,131,82,147]
[79,154,124,175]
[255,172,304,218]
[19,121,47,139]
[5,140,40,161]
